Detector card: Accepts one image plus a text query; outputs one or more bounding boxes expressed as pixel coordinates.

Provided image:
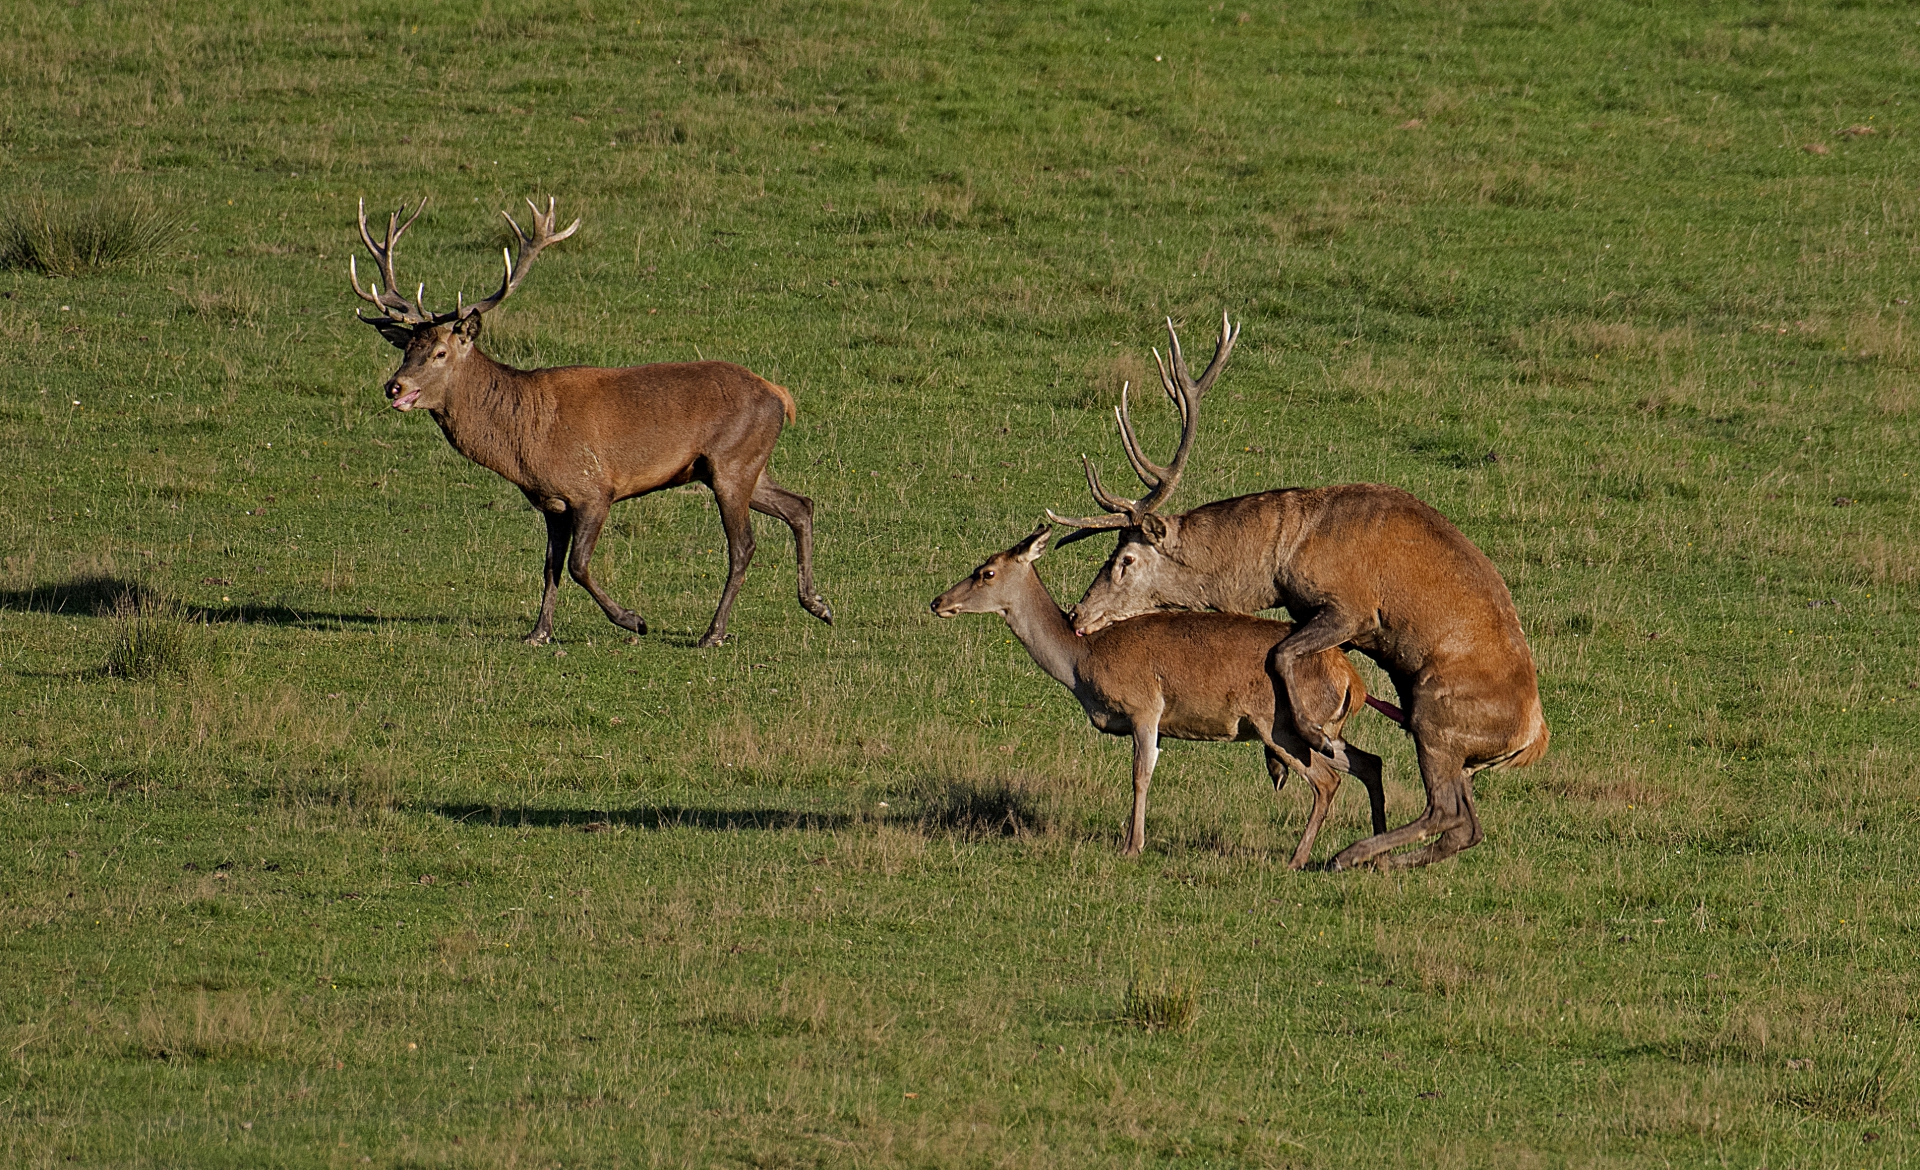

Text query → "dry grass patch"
[0,189,180,276]
[132,988,294,1064]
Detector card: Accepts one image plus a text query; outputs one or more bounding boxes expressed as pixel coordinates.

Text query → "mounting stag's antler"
[1048,311,1239,531]
[457,197,581,319]
[350,197,448,326]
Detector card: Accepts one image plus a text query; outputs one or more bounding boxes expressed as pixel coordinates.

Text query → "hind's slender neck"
[998,564,1087,690]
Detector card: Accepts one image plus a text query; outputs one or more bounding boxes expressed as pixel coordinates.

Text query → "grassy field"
[3,0,1918,1164]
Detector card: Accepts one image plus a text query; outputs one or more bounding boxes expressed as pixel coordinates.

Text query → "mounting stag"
[932,524,1387,867]
[1048,314,1547,870]
[349,197,832,647]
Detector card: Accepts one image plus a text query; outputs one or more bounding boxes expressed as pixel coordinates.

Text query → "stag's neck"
[1001,566,1089,690]
[430,353,549,483]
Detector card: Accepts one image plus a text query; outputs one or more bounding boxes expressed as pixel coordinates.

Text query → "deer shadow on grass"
[0,574,427,630]
[430,803,852,833]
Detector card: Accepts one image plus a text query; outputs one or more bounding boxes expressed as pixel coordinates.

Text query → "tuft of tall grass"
[103,592,215,680]
[0,191,180,276]
[1121,966,1201,1034]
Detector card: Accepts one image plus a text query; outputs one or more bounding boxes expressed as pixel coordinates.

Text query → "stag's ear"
[453,311,484,341]
[1011,523,1054,563]
[1138,513,1169,545]
[363,316,414,350]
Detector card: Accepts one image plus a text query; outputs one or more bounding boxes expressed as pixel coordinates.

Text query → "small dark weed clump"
[1,191,180,276]
[1122,967,1201,1033]
[103,593,214,680]
[914,776,1046,838]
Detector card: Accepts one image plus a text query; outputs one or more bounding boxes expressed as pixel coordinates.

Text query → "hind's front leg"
[1124,705,1164,855]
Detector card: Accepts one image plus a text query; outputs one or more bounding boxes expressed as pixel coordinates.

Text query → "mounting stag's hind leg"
[750,473,833,625]
[525,508,572,646]
[564,499,647,638]
[1327,735,1476,872]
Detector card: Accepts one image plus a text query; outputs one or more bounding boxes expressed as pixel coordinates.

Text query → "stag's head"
[930,524,1053,619]
[1046,313,1239,636]
[348,196,579,413]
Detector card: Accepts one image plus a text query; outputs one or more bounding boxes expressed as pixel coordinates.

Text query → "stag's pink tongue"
[392,389,421,411]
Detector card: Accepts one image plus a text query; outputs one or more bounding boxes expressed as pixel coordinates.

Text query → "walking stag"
[350,196,832,647]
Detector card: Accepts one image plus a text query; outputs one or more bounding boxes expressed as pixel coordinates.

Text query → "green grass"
[3,0,1918,1164]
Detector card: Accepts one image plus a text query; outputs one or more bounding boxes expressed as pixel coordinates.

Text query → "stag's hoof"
[802,594,834,625]
[611,611,647,635]
[696,632,728,649]
[523,629,554,647]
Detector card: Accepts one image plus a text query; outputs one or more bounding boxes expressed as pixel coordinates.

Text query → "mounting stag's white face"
[375,314,482,413]
[1069,516,1205,636]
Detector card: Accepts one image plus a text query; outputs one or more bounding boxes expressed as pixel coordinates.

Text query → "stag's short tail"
[759,376,798,424]
[1508,719,1550,769]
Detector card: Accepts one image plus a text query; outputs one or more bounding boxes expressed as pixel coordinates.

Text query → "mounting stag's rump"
[1051,314,1546,870]
[348,196,832,648]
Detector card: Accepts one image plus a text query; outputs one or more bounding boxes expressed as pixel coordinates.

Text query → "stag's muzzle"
[386,379,422,411]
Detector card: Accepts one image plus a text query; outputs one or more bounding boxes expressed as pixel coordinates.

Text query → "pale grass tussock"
[133,988,294,1063]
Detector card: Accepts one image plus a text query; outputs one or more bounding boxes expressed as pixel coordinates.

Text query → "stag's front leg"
[525,508,571,646]
[1270,608,1369,754]
[565,499,647,637]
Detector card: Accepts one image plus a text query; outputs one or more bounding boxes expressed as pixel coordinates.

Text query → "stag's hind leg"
[564,499,647,638]
[525,508,573,646]
[697,473,760,648]
[750,473,832,625]
[1327,735,1476,872]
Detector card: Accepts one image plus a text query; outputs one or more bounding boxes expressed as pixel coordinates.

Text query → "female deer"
[932,524,1386,867]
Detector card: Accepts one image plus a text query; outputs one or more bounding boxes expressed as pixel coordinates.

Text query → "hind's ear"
[363,316,414,350]
[1011,523,1053,563]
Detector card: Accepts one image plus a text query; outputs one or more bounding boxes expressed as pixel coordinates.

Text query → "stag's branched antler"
[349,197,449,326]
[1047,311,1240,531]
[459,197,581,319]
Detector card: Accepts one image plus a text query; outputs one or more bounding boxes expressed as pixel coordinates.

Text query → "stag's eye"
[433,349,447,360]
[980,569,996,581]
[1120,554,1136,567]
